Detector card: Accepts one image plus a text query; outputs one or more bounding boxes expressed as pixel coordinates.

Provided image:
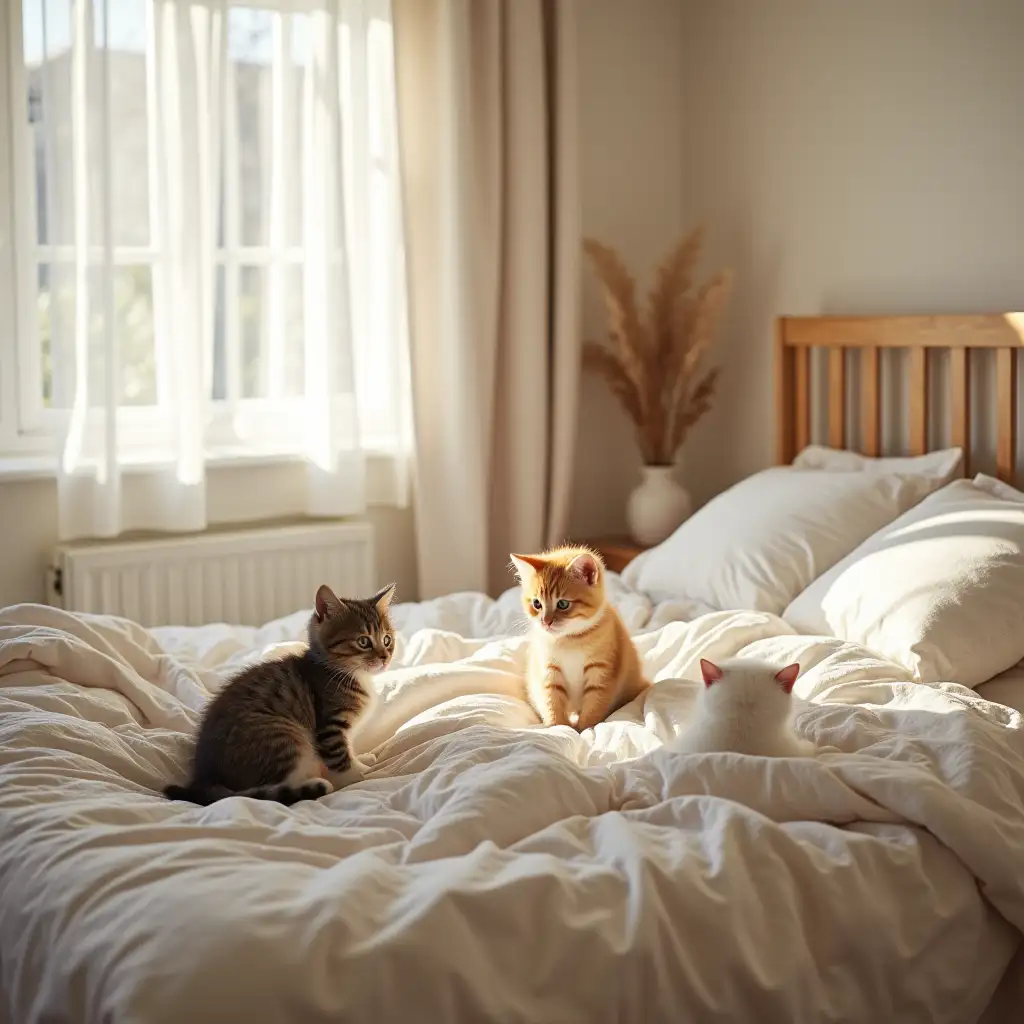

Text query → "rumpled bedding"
[1,583,1023,1023]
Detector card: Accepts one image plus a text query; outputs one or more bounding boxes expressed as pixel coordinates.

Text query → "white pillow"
[793,445,963,481]
[622,450,960,614]
[784,474,1024,687]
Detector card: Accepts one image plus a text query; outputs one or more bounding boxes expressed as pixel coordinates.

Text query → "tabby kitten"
[164,582,396,806]
[511,546,650,731]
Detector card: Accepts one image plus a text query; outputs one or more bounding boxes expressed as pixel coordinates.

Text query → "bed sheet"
[147,572,711,663]
[1,598,1023,1023]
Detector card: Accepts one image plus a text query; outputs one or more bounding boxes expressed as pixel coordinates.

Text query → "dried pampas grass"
[582,226,732,465]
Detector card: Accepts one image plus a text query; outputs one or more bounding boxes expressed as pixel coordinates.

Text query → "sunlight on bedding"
[1,588,1023,1021]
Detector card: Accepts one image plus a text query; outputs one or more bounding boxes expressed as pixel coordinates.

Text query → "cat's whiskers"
[327,665,356,698]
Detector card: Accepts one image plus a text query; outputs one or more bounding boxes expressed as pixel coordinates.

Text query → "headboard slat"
[794,347,811,452]
[909,347,928,455]
[949,348,970,476]
[997,348,1017,482]
[828,348,846,449]
[775,314,1024,484]
[860,347,880,456]
[775,320,795,464]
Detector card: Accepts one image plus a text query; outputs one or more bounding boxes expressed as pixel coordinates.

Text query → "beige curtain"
[392,0,580,598]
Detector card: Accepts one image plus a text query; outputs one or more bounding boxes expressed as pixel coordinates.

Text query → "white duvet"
[1,583,1024,1023]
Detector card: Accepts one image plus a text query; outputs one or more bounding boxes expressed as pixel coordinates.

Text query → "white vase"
[626,465,692,546]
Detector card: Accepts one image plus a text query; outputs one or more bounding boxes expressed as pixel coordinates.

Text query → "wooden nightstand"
[587,536,650,574]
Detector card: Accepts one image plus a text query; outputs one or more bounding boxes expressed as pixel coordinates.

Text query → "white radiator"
[47,522,376,628]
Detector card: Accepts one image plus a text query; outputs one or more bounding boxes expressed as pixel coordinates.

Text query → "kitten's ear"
[775,663,800,694]
[372,582,397,614]
[510,553,545,581]
[568,552,601,587]
[314,584,344,622]
[700,659,723,687]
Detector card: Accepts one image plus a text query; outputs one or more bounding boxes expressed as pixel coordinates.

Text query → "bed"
[2,314,1024,1023]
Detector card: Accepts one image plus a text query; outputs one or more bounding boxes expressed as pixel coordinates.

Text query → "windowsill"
[0,448,408,484]
[0,454,55,482]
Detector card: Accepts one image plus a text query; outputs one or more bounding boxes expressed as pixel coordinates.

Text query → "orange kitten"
[510,545,650,731]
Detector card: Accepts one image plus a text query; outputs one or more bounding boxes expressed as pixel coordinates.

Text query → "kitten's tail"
[163,780,327,806]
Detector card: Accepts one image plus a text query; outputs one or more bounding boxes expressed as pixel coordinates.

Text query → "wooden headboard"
[775,314,1024,482]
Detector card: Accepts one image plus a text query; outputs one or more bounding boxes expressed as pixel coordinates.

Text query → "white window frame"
[0,0,405,478]
[0,0,39,463]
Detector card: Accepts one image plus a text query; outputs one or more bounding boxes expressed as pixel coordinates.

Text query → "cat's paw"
[539,708,573,728]
[327,766,364,790]
[297,778,333,798]
[573,711,604,732]
[355,751,378,770]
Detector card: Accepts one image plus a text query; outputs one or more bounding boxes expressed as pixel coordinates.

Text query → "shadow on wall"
[683,207,783,509]
[568,373,642,539]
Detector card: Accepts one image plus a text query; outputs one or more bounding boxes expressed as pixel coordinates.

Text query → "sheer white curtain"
[27,0,409,541]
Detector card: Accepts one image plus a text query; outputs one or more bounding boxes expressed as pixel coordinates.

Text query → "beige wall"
[677,0,1024,504]
[570,0,687,540]
[0,471,419,610]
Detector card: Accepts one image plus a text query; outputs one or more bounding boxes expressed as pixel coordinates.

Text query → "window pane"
[233,64,269,247]
[291,13,309,67]
[223,7,306,248]
[212,263,301,403]
[94,0,151,247]
[37,261,77,408]
[281,265,305,398]
[229,7,273,247]
[113,264,156,405]
[288,18,307,247]
[228,7,273,65]
[38,262,156,408]
[211,265,228,400]
[23,0,71,247]
[367,17,391,165]
[22,0,151,248]
[36,263,60,407]
[283,18,307,248]
[91,0,147,52]
[22,0,72,68]
[359,168,396,411]
[240,265,266,399]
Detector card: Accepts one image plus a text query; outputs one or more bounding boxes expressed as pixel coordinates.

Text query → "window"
[0,0,409,471]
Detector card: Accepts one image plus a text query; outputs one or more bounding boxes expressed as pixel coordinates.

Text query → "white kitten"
[671,657,816,757]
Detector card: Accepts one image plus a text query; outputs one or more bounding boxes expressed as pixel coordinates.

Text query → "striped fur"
[164,582,395,806]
